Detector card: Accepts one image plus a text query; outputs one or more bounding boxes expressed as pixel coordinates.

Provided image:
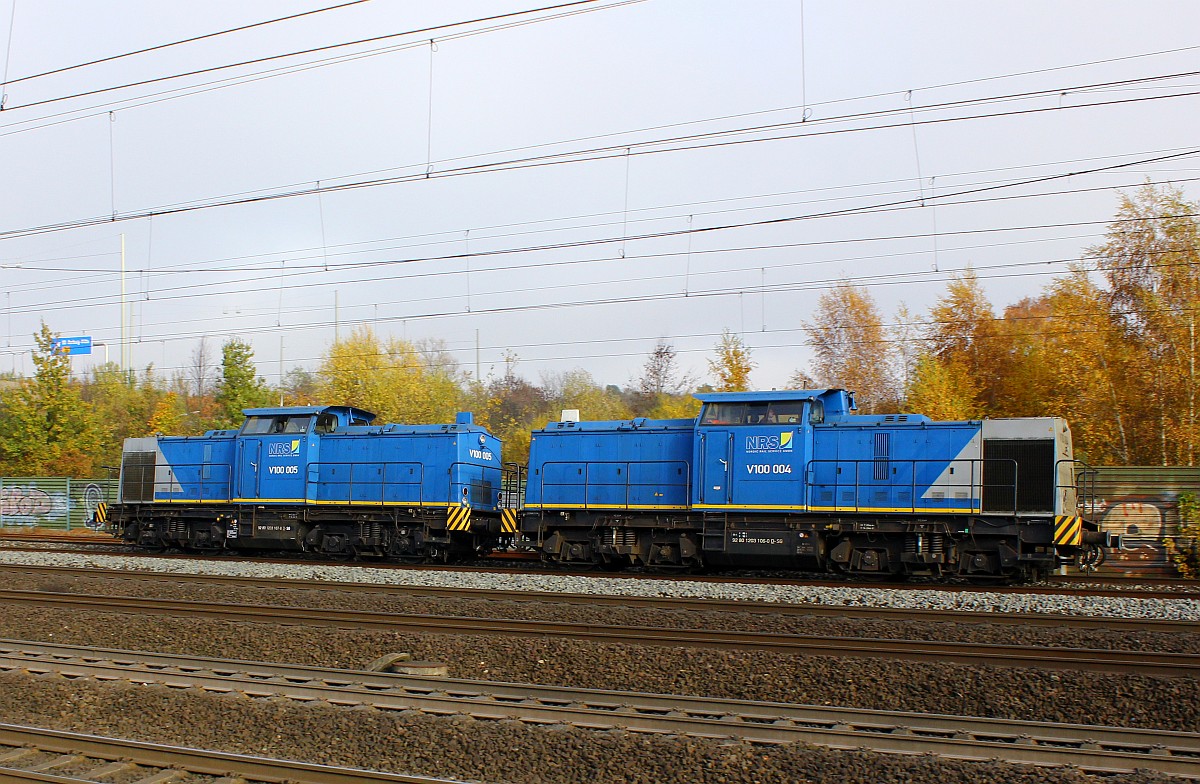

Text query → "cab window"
[241,415,310,434]
[242,416,275,435]
[280,416,309,434]
[701,400,806,426]
[700,403,745,425]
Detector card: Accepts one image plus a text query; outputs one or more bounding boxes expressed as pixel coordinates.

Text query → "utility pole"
[120,233,128,374]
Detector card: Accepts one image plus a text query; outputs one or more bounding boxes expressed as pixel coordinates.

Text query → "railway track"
[3,640,1198,779]
[1,562,1196,635]
[2,538,1198,599]
[0,587,1195,676]
[0,722,460,783]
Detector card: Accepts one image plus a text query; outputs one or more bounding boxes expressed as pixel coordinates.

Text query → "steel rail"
[0,562,1194,634]
[4,538,1198,599]
[0,588,1195,676]
[2,641,1198,778]
[0,722,468,783]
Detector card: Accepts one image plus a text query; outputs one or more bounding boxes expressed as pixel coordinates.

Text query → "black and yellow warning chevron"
[447,504,472,532]
[1053,515,1083,546]
[93,503,108,523]
[500,508,519,534]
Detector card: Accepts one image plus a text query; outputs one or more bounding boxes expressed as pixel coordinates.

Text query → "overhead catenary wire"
[8,140,1196,290]
[0,0,623,113]
[10,209,1200,361]
[0,84,1197,248]
[8,165,1200,317]
[7,166,1200,337]
[0,0,373,88]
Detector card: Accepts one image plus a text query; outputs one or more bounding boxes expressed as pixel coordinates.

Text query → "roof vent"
[560,409,580,423]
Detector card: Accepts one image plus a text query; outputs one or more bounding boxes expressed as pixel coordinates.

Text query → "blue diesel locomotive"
[521,389,1115,579]
[107,405,518,561]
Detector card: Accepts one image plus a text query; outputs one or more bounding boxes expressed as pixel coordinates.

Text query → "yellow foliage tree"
[1087,182,1200,466]
[803,281,898,413]
[316,327,464,424]
[926,269,1001,410]
[707,329,753,391]
[903,353,982,421]
[147,392,185,435]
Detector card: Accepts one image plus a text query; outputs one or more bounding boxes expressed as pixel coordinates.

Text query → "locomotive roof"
[692,389,844,403]
[241,405,377,422]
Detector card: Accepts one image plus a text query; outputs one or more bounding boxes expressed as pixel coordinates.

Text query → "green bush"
[1165,491,1200,579]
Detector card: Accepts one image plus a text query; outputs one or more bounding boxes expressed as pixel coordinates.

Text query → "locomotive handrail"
[122,461,234,503]
[803,457,1024,516]
[535,459,691,510]
[305,460,424,506]
[1058,458,1099,518]
[502,462,527,510]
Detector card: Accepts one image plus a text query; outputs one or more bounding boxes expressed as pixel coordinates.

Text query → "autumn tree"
[708,329,753,391]
[988,296,1058,418]
[903,352,982,420]
[803,282,897,413]
[0,324,104,476]
[924,269,1002,409]
[80,362,174,467]
[147,391,186,435]
[214,338,272,427]
[280,367,320,405]
[317,327,464,425]
[630,340,697,416]
[468,353,548,463]
[1036,269,1140,465]
[1087,182,1200,465]
[543,369,630,421]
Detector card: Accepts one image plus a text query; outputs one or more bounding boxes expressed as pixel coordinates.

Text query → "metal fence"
[0,478,118,531]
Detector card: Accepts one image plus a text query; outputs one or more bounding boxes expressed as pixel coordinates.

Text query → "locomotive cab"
[234,406,374,504]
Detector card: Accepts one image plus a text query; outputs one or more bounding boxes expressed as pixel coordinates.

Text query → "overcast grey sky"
[1,0,1198,390]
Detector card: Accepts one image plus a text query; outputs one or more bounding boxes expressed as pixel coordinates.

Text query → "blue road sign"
[51,336,92,355]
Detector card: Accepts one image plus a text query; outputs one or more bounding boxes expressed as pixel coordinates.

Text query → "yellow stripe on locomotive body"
[93,502,108,523]
[1054,515,1084,547]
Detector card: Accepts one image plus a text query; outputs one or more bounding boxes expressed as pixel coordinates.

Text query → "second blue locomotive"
[521,388,1112,579]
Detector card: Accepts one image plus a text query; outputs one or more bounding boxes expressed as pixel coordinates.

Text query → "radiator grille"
[982,439,1055,513]
[120,451,157,503]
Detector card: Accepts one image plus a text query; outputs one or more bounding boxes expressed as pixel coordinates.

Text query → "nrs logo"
[268,440,301,457]
[745,432,793,452]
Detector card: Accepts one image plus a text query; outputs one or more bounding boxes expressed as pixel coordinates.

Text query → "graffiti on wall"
[1091,494,1176,571]
[0,485,67,524]
[0,482,111,529]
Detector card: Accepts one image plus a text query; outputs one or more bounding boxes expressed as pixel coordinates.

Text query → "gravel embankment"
[7,569,1200,654]
[0,670,1184,784]
[0,548,1196,783]
[2,548,1198,620]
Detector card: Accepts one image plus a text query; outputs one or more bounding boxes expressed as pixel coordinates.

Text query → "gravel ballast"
[2,548,1198,620]
[0,548,1196,783]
